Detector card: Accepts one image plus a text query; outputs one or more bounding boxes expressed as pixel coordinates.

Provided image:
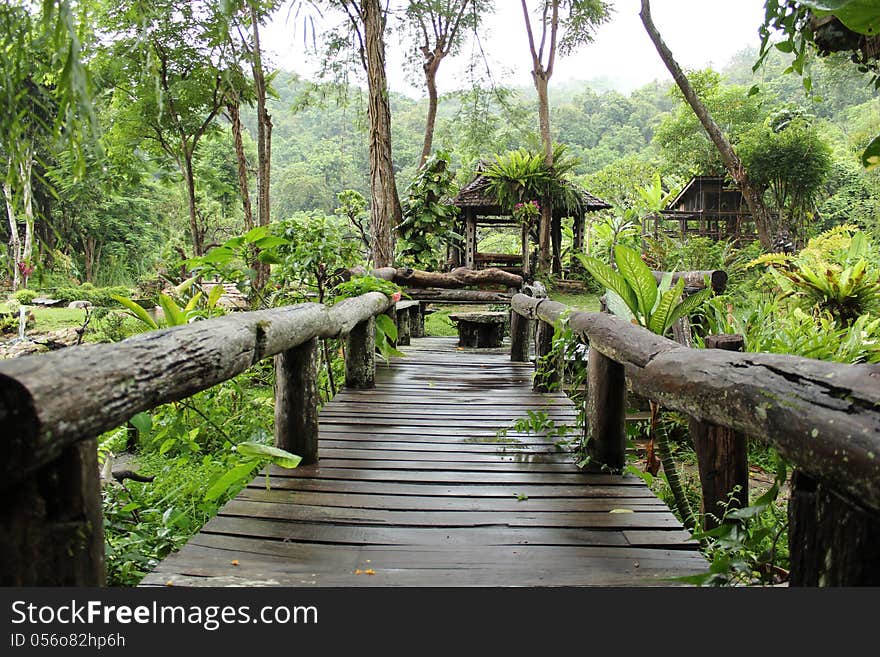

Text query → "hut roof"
[666,175,738,209]
[454,171,611,216]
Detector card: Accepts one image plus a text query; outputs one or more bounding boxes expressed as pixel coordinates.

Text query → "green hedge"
[43,284,134,307]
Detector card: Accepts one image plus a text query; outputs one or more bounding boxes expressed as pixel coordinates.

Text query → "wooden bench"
[448,311,509,348]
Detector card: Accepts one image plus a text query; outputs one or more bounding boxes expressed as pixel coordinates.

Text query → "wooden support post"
[396,306,411,346]
[0,438,105,586]
[789,472,880,586]
[585,348,626,472]
[126,421,139,452]
[534,319,560,392]
[274,337,319,465]
[465,213,477,269]
[345,317,376,389]
[510,310,530,362]
[690,334,748,529]
[409,305,424,338]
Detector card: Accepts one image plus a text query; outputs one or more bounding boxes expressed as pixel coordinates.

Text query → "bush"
[13,289,37,304]
[46,284,134,307]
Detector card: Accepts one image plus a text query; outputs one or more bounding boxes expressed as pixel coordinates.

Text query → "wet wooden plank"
[146,337,703,587]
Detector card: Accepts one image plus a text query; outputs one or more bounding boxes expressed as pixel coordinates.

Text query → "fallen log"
[405,288,513,304]
[351,266,523,290]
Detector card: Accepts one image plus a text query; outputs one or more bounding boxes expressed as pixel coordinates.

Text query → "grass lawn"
[31,306,88,332]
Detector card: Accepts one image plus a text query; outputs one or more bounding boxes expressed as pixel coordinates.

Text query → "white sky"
[262,0,768,96]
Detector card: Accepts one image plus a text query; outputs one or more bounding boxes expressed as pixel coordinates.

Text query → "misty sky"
[262,0,768,95]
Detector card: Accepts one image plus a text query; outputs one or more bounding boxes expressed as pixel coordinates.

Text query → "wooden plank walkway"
[143,337,706,586]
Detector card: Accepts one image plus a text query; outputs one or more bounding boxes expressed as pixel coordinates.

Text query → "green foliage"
[749,225,880,324]
[738,109,833,236]
[682,455,790,586]
[397,151,461,269]
[577,244,714,336]
[13,289,36,304]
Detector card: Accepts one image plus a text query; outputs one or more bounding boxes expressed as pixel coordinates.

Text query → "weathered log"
[652,270,728,294]
[274,338,319,465]
[690,336,749,529]
[359,266,523,290]
[0,437,105,585]
[509,310,531,362]
[585,349,627,472]
[511,293,880,514]
[345,317,376,389]
[789,472,880,586]
[396,304,412,346]
[0,293,392,486]
[405,288,513,304]
[410,304,425,338]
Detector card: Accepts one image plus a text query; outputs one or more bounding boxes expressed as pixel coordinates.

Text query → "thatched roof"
[454,171,611,217]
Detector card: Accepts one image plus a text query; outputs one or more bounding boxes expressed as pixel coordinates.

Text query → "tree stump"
[448,312,508,348]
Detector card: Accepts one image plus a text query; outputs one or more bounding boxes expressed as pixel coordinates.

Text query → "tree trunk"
[183,150,204,256]
[4,178,21,291]
[228,99,254,233]
[364,0,401,268]
[639,0,775,250]
[250,3,272,291]
[20,155,34,288]
[534,74,553,274]
[419,57,441,167]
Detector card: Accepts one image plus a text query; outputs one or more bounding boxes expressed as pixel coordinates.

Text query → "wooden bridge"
[141,337,704,586]
[1,287,879,586]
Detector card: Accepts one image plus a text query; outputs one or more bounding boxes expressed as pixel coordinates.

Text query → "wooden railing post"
[345,316,377,389]
[274,337,319,464]
[689,334,748,529]
[410,304,424,338]
[789,472,880,585]
[585,348,626,471]
[510,310,530,362]
[395,304,411,346]
[1,439,105,586]
[533,319,560,392]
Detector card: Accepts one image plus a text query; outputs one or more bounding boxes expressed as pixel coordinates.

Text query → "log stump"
[449,312,508,348]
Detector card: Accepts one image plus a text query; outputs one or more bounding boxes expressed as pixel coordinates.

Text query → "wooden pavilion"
[649,175,759,244]
[451,167,611,275]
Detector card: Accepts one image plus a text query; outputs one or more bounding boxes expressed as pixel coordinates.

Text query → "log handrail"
[511,290,880,584]
[0,292,393,489]
[510,293,880,514]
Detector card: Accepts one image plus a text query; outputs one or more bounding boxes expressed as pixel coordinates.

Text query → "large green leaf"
[804,1,880,34]
[204,461,258,502]
[129,412,152,435]
[235,442,302,469]
[111,294,158,330]
[861,134,880,170]
[667,288,714,330]
[575,254,639,318]
[614,244,657,321]
[375,312,398,342]
[158,294,187,327]
[206,283,224,309]
[648,278,686,335]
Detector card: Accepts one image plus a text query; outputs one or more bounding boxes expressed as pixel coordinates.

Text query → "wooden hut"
[650,175,759,243]
[452,168,611,275]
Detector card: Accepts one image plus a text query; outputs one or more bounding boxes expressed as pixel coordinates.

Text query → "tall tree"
[519,0,609,273]
[101,0,230,256]
[640,0,776,249]
[224,1,279,290]
[331,0,401,267]
[404,0,489,167]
